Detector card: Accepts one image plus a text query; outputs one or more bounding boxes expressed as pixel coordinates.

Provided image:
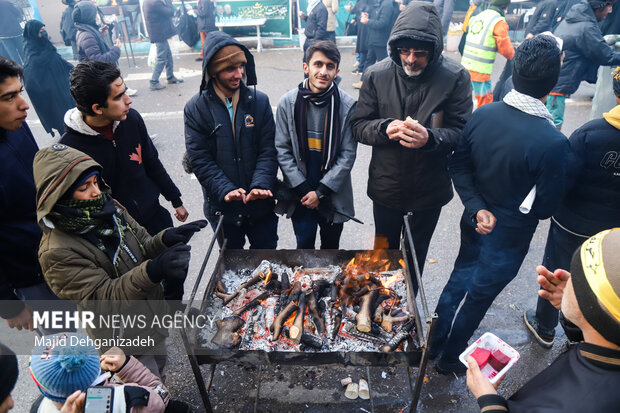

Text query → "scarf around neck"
[294,79,341,171]
[48,193,136,271]
[503,89,554,126]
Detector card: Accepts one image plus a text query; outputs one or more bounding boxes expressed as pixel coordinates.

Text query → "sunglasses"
[397,48,430,58]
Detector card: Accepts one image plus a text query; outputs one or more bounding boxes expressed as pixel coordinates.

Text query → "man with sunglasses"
[351,2,472,292]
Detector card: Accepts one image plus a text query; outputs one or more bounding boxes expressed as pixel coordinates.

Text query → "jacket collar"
[578,342,620,370]
[64,108,120,137]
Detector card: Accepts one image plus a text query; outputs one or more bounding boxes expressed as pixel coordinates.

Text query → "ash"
[198,259,415,353]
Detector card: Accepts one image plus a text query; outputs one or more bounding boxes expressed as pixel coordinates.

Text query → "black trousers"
[361,45,388,81]
[373,202,442,293]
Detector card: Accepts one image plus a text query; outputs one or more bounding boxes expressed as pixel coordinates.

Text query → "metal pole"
[403,214,431,319]
[409,315,437,412]
[180,327,214,412]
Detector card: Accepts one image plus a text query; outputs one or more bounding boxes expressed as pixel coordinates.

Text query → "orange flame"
[263,269,272,285]
[399,259,406,269]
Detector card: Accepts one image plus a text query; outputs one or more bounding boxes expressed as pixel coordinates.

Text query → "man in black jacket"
[143,0,183,90]
[351,1,472,289]
[185,32,278,249]
[468,229,620,413]
[61,61,189,300]
[523,66,620,348]
[432,36,569,374]
[525,0,559,38]
[300,0,329,57]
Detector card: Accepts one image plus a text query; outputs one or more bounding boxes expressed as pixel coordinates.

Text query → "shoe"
[167,77,184,84]
[353,60,360,70]
[165,399,192,413]
[435,358,467,376]
[352,69,362,75]
[353,81,363,89]
[126,87,138,96]
[150,82,166,91]
[195,57,203,61]
[523,309,554,349]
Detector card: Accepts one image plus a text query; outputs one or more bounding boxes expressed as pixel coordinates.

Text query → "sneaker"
[435,358,467,376]
[167,77,184,84]
[150,82,166,91]
[352,69,362,75]
[353,81,363,89]
[126,87,138,96]
[353,60,360,70]
[523,309,554,349]
[195,57,203,61]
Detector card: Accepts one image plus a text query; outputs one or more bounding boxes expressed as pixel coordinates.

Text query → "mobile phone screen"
[84,387,113,413]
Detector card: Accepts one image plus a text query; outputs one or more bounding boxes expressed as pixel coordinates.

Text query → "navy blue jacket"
[449,102,570,227]
[303,2,329,51]
[552,1,620,95]
[61,108,182,227]
[525,0,558,35]
[554,113,620,235]
[0,123,44,318]
[367,0,394,47]
[185,31,277,224]
[196,0,216,33]
[143,0,176,43]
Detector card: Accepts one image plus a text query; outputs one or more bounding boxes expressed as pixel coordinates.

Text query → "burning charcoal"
[306,291,325,334]
[264,296,278,330]
[313,279,331,298]
[342,321,386,345]
[283,326,324,350]
[319,296,333,338]
[356,289,378,333]
[287,281,302,305]
[231,291,270,316]
[289,292,307,343]
[239,307,263,350]
[380,318,415,352]
[380,314,412,333]
[331,305,343,341]
[279,267,291,291]
[270,301,298,341]
[211,316,244,349]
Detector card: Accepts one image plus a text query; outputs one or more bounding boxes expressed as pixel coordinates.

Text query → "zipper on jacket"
[112,139,117,148]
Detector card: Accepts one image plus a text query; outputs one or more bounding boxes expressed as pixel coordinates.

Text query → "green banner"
[214,0,292,38]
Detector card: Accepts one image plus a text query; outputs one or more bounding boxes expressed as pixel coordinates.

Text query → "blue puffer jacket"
[184,31,277,224]
[552,1,620,95]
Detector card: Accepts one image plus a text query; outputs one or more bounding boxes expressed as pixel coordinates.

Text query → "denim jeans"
[535,219,588,331]
[291,205,344,249]
[208,211,278,249]
[433,211,537,362]
[151,40,174,84]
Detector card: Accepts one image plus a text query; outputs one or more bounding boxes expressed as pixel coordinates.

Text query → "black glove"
[162,220,208,246]
[147,243,191,283]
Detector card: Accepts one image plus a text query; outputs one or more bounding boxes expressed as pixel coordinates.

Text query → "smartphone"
[84,386,114,413]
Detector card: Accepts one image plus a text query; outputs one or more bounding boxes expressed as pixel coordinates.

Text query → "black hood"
[199,31,257,92]
[387,2,443,77]
[565,1,597,24]
[72,1,98,26]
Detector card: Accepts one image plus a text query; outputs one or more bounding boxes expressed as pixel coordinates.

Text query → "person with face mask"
[22,20,75,137]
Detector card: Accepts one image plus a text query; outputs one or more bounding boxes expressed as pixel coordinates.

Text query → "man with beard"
[275,41,357,249]
[351,1,472,292]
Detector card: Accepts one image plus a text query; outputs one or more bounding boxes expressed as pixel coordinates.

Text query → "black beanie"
[512,70,560,99]
[0,343,18,403]
[570,229,620,346]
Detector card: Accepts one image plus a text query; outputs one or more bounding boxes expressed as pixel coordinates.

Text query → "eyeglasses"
[397,48,430,58]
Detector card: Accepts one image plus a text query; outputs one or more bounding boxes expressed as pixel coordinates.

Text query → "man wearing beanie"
[352,1,472,292]
[0,343,18,412]
[524,66,620,348]
[461,0,515,108]
[467,228,620,412]
[185,31,279,248]
[432,35,570,375]
[548,0,619,129]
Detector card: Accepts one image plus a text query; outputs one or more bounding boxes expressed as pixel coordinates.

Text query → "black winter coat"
[366,0,394,48]
[351,0,372,53]
[60,4,77,45]
[351,2,472,212]
[554,111,620,235]
[552,1,620,95]
[185,32,277,224]
[0,124,44,318]
[143,0,176,43]
[303,2,329,51]
[196,0,216,33]
[61,108,183,226]
[525,0,558,35]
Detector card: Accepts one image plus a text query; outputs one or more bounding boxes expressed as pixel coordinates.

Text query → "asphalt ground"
[5,44,596,412]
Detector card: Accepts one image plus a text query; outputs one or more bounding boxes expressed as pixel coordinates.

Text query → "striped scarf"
[294,79,341,171]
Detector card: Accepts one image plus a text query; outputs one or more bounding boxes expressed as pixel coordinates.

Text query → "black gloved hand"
[147,243,192,283]
[162,219,208,246]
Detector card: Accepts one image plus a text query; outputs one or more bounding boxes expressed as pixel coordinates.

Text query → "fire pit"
[181,214,437,412]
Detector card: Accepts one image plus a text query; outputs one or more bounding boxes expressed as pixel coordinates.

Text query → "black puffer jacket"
[351,2,472,212]
[366,0,394,48]
[143,0,176,43]
[552,1,620,95]
[196,0,216,33]
[73,1,120,63]
[184,32,277,224]
[303,2,329,51]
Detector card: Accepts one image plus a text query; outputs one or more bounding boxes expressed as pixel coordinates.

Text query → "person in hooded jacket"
[351,1,472,291]
[73,0,121,64]
[33,145,206,379]
[185,31,278,249]
[22,20,75,137]
[548,0,620,129]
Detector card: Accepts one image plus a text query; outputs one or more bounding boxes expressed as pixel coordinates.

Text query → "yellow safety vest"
[461,9,505,75]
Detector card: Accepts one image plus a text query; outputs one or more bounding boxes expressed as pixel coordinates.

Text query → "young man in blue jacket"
[185,31,278,249]
[432,36,570,374]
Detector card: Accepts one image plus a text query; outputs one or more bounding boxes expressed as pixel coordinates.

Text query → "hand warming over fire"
[224,188,246,202]
[301,191,320,209]
[536,265,570,310]
[244,188,273,203]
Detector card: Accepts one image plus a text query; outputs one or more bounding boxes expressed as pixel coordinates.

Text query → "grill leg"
[254,365,263,413]
[366,366,375,413]
[180,327,214,412]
